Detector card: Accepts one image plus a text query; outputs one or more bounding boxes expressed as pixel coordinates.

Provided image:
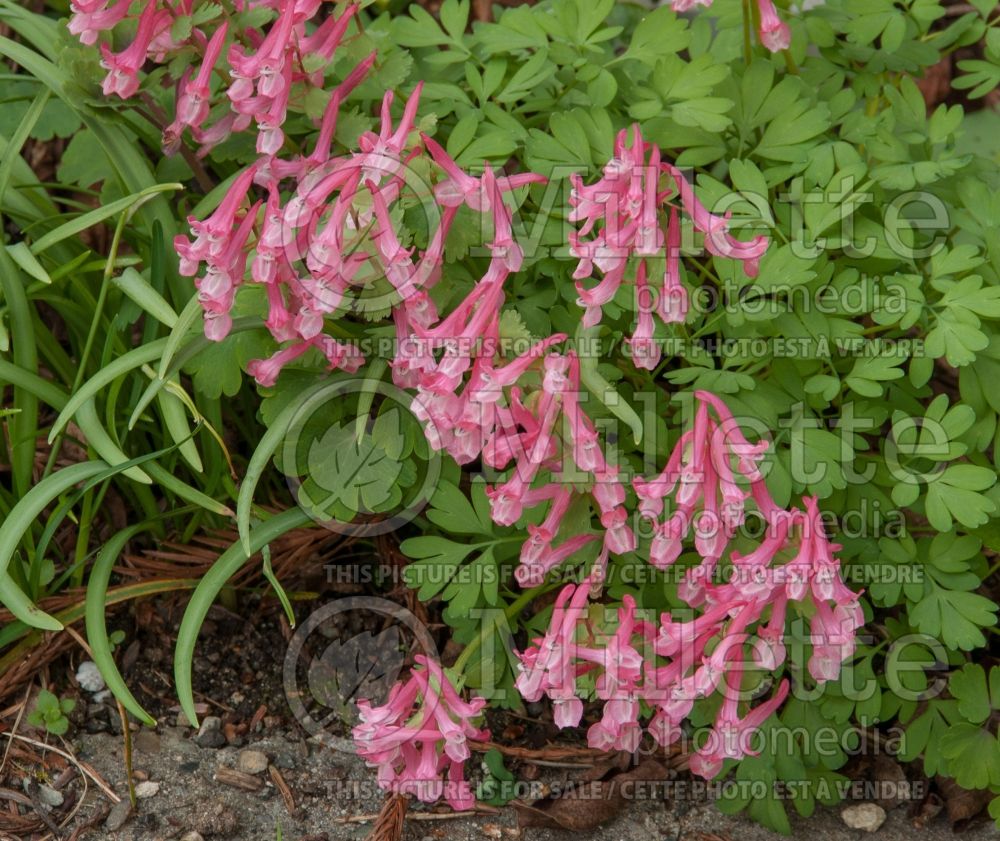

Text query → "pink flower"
[663,164,769,278]
[483,166,523,273]
[177,164,260,273]
[422,134,547,210]
[357,84,425,182]
[515,579,593,713]
[353,656,488,810]
[99,1,164,98]
[671,0,713,10]
[757,0,792,52]
[625,261,661,370]
[69,0,132,46]
[691,678,790,779]
[246,341,314,387]
[659,207,688,324]
[172,23,229,134]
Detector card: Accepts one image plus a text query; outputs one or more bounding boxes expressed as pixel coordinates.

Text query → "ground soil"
[4,597,994,841]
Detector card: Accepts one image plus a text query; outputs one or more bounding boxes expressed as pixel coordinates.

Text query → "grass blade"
[0,461,111,629]
[85,524,157,726]
[174,508,311,727]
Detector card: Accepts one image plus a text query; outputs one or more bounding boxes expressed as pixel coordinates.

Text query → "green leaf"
[425,481,494,536]
[86,524,157,726]
[939,724,1000,789]
[175,509,312,727]
[440,0,469,40]
[949,664,992,725]
[112,267,178,328]
[305,416,408,517]
[909,588,998,651]
[400,536,480,600]
[844,346,906,397]
[924,463,997,531]
[619,6,690,66]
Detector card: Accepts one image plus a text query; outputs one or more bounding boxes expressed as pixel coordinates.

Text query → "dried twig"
[363,793,408,841]
[268,765,298,818]
[0,686,31,777]
[335,806,499,824]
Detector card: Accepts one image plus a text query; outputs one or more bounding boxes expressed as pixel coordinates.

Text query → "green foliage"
[27,689,75,736]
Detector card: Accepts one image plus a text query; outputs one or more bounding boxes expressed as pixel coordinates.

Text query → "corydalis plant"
[69,0,859,810]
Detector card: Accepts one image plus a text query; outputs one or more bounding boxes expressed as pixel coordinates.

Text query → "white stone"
[76,661,106,693]
[841,803,887,833]
[134,780,161,799]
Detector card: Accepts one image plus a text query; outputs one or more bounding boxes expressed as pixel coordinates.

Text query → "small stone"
[104,798,133,831]
[180,833,205,841]
[842,803,887,833]
[235,749,269,775]
[76,660,106,693]
[135,781,160,799]
[481,824,503,839]
[193,716,226,748]
[34,783,64,808]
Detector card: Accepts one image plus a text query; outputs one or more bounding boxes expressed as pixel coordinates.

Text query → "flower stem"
[452,581,553,675]
[742,0,753,65]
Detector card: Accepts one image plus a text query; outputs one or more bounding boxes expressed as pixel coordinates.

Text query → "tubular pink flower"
[246,340,315,387]
[353,656,488,810]
[659,206,688,323]
[625,261,661,370]
[172,22,229,134]
[664,163,769,278]
[757,0,792,52]
[69,0,132,46]
[690,677,790,779]
[99,1,163,98]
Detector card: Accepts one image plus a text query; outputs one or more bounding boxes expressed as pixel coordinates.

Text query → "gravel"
[69,727,999,841]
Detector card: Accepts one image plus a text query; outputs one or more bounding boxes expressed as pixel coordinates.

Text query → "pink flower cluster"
[515,393,863,777]
[72,0,361,155]
[353,656,488,809]
[669,0,791,52]
[570,125,769,370]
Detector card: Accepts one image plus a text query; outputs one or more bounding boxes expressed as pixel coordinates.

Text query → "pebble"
[236,749,269,775]
[135,781,161,799]
[76,660,106,693]
[104,798,133,831]
[193,716,226,748]
[841,803,887,833]
[32,783,64,808]
[179,833,205,841]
